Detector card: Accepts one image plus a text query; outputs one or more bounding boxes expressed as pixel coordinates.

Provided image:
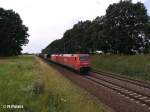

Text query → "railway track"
[86,71,150,110]
[40,58,150,111]
[90,71,150,97]
[92,70,150,89]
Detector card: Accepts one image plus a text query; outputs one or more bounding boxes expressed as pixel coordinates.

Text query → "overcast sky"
[0,0,149,53]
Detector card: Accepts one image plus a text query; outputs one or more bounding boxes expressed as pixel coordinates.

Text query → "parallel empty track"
[87,71,150,110]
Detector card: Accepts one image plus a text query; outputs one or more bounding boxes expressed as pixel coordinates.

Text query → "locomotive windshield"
[79,55,89,61]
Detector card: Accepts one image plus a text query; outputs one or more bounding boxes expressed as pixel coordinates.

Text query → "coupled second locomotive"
[41,53,90,74]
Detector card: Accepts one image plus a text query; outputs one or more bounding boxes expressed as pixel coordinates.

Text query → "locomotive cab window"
[79,55,89,61]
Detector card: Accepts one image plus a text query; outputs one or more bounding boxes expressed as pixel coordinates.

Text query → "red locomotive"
[50,54,90,74]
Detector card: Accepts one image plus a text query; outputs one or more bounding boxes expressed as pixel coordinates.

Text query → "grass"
[91,54,150,81]
[0,55,106,112]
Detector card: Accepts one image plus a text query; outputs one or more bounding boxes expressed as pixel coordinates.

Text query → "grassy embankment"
[0,55,106,112]
[91,54,150,81]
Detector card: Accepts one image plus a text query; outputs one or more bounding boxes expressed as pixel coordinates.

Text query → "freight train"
[40,53,90,74]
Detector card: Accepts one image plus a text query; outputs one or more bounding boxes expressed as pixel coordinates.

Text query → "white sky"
[0,0,149,53]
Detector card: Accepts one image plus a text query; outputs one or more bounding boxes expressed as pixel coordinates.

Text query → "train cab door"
[74,56,80,71]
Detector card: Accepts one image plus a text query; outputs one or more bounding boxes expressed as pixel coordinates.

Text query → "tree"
[42,39,63,54]
[85,16,106,53]
[0,8,29,56]
[43,0,150,55]
[62,20,92,53]
[103,0,150,54]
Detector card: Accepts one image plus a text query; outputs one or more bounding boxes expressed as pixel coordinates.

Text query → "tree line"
[0,8,29,56]
[43,0,150,55]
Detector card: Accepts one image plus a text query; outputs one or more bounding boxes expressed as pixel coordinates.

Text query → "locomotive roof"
[51,54,89,57]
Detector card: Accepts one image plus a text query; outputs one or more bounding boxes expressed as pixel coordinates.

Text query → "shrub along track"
[41,58,150,112]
